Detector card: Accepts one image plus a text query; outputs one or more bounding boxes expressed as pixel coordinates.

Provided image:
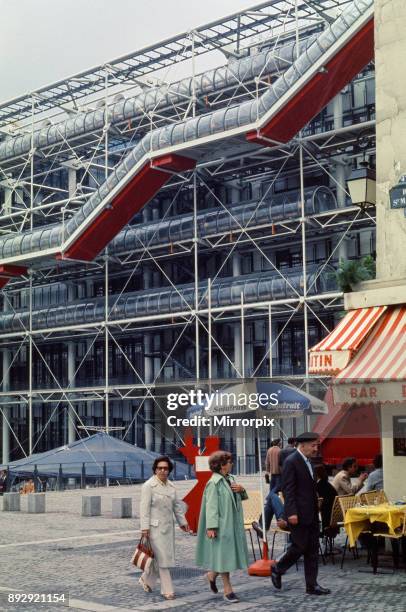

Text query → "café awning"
[187,380,327,418]
[309,305,387,375]
[332,306,406,406]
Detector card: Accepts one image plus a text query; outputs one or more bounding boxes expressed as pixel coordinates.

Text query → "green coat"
[195,472,249,573]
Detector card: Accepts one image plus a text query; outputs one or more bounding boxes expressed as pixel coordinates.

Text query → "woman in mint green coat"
[196,450,249,603]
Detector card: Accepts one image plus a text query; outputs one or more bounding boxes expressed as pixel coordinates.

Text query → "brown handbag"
[131,535,155,572]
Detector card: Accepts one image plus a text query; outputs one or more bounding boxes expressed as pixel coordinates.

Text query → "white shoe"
[138,576,152,593]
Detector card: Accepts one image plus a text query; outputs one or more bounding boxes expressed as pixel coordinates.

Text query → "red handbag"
[131,535,155,572]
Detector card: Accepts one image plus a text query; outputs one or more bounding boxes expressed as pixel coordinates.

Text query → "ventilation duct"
[0,265,337,334]
[0,35,318,163]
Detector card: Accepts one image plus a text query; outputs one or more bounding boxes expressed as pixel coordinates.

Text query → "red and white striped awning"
[332,306,406,405]
[309,306,387,374]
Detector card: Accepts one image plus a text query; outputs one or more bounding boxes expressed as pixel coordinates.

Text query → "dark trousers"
[270,473,281,494]
[276,521,319,588]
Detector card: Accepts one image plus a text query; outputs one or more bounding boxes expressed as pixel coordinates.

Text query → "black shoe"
[252,521,264,539]
[206,572,218,594]
[224,592,240,603]
[271,568,282,590]
[306,585,331,596]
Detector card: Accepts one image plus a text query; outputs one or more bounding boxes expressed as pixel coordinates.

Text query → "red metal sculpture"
[178,434,220,533]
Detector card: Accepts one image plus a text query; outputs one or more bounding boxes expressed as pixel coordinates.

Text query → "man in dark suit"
[271,432,330,596]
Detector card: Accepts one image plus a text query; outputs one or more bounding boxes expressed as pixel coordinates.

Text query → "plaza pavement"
[1,477,406,612]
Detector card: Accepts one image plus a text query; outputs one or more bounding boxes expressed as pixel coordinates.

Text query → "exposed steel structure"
[0,0,377,469]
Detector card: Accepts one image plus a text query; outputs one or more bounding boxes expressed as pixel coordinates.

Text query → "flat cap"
[296,431,320,442]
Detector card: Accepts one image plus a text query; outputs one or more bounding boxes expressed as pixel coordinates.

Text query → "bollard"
[27,493,46,514]
[112,497,132,518]
[82,495,101,517]
[3,492,20,512]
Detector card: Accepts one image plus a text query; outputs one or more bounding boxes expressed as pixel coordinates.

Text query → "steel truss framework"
[0,0,352,127]
[0,0,376,465]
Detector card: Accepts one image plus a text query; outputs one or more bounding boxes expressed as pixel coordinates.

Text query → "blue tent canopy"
[1,433,190,480]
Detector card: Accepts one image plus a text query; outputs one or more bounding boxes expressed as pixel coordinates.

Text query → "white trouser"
[142,563,174,595]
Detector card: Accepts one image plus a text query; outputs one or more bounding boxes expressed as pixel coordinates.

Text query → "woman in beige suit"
[139,456,189,600]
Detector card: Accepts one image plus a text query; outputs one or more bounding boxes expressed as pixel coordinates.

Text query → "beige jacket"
[140,475,187,567]
[332,470,363,496]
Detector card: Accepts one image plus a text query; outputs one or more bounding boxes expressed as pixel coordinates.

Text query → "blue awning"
[187,381,327,418]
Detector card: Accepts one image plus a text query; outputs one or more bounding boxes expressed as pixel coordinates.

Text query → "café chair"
[321,496,342,564]
[242,491,263,560]
[269,521,291,560]
[338,494,363,568]
[268,491,291,558]
[360,490,388,506]
[269,515,325,566]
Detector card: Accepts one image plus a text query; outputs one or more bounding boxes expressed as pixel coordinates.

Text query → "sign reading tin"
[390,175,406,210]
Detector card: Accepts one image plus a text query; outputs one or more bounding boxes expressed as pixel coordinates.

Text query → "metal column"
[233,252,246,474]
[143,333,154,451]
[153,333,162,452]
[333,93,349,261]
[143,264,154,451]
[28,273,33,455]
[2,297,10,463]
[67,285,76,445]
[104,252,110,434]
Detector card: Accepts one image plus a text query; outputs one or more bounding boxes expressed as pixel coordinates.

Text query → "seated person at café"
[364,454,384,492]
[252,491,288,538]
[314,464,338,533]
[253,464,336,538]
[332,457,367,496]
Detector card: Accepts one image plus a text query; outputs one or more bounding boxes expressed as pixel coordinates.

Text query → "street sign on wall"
[390,175,406,212]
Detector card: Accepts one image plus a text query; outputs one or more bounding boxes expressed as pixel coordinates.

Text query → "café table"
[344,503,406,547]
[344,503,406,572]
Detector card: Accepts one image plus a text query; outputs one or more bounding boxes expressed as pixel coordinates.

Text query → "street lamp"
[347,166,376,208]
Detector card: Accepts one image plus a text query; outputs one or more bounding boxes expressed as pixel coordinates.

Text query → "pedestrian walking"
[265,439,282,493]
[139,456,189,600]
[196,451,249,603]
[271,432,331,596]
[279,437,296,470]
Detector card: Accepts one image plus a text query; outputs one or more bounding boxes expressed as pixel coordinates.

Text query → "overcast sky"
[1,0,260,104]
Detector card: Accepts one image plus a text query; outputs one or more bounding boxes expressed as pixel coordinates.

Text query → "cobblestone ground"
[1,478,406,612]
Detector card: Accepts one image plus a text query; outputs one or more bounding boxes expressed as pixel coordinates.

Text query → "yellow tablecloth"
[344,503,406,547]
